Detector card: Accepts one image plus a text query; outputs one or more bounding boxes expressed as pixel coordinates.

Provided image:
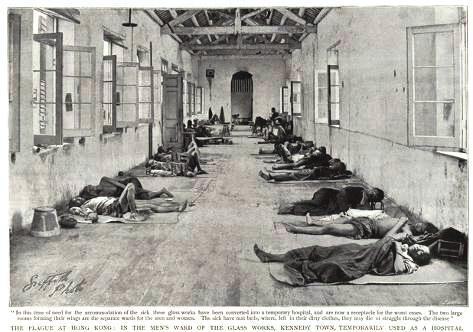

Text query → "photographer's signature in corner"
[22,270,86,297]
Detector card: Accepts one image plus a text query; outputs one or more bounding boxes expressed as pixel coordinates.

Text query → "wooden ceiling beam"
[298,8,331,43]
[215,10,234,21]
[276,8,307,25]
[169,9,178,19]
[202,10,213,43]
[162,25,316,35]
[241,8,265,21]
[181,41,301,51]
[313,8,332,25]
[266,9,274,24]
[234,9,241,34]
[145,9,164,26]
[270,14,286,43]
[167,9,200,27]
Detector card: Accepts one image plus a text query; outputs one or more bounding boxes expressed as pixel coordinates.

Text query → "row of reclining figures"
[251,114,463,286]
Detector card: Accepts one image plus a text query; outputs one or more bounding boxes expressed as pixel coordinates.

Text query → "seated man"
[182,139,207,176]
[268,118,287,143]
[147,139,207,177]
[270,107,280,122]
[259,159,349,182]
[79,175,173,201]
[272,146,332,170]
[278,186,384,216]
[70,183,187,222]
[282,215,439,240]
[253,219,431,286]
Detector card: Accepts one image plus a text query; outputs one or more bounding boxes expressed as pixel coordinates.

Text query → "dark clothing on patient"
[79,176,153,200]
[300,153,333,169]
[282,237,398,285]
[278,186,366,216]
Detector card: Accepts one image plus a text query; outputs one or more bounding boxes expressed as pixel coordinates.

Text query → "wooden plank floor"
[10,131,467,306]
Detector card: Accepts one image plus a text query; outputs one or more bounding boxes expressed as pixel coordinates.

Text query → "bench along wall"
[294,7,468,232]
[8,8,193,231]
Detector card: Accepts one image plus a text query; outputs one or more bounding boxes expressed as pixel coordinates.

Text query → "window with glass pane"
[291,81,301,116]
[281,86,289,113]
[116,62,138,127]
[138,66,153,123]
[315,70,328,123]
[328,66,340,125]
[183,79,188,116]
[32,33,63,145]
[153,70,161,124]
[191,83,196,115]
[137,48,149,66]
[161,59,168,74]
[63,46,95,137]
[196,87,202,114]
[102,55,116,132]
[171,64,180,74]
[408,24,464,148]
[413,31,454,137]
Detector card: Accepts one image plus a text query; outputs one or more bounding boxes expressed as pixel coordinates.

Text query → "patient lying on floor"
[79,175,173,201]
[273,145,332,168]
[253,235,431,285]
[259,159,350,182]
[282,214,439,240]
[278,186,384,216]
[69,183,187,222]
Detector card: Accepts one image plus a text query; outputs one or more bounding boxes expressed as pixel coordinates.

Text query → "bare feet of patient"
[253,244,270,262]
[281,222,300,234]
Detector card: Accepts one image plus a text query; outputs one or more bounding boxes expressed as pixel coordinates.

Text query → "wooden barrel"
[30,207,61,237]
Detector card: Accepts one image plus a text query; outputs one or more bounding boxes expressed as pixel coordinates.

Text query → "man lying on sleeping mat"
[70,183,187,222]
[79,175,173,201]
[282,215,439,240]
[272,146,332,170]
[259,159,349,182]
[278,186,384,216]
[253,234,431,285]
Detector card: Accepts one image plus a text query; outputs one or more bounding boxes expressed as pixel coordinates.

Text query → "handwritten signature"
[22,270,86,297]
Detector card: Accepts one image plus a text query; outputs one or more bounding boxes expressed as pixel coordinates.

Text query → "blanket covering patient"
[253,235,431,286]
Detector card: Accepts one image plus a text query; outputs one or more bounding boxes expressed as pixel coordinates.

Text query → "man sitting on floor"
[69,183,187,222]
[79,175,173,201]
[182,139,208,176]
[259,159,349,182]
[253,219,431,286]
[147,138,207,177]
[268,118,287,143]
[282,214,439,240]
[278,186,384,216]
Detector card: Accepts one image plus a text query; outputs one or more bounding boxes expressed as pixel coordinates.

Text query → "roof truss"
[151,7,330,56]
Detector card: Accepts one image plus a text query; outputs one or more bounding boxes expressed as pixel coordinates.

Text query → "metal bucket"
[30,207,61,237]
